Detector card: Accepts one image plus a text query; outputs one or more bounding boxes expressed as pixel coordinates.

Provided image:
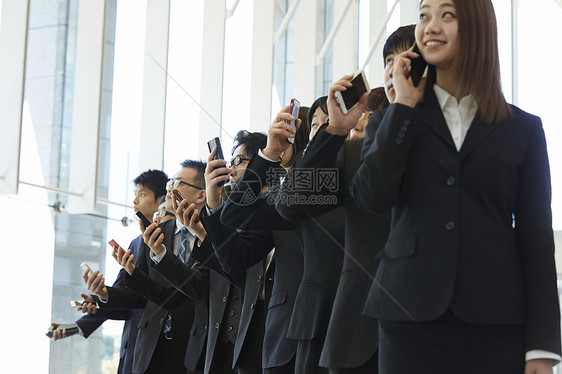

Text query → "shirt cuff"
[258,149,281,163]
[150,248,166,264]
[205,200,224,215]
[526,350,561,365]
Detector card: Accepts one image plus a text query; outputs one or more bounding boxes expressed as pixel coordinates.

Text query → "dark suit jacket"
[221,153,343,365]
[152,211,271,374]
[199,207,273,373]
[275,127,390,369]
[76,235,144,374]
[220,156,305,370]
[102,219,201,373]
[351,94,561,355]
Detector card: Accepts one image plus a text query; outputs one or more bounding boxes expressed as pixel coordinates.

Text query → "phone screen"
[289,99,300,131]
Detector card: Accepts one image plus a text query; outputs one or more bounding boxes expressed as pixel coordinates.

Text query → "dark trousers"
[236,300,266,374]
[263,356,296,374]
[210,340,236,374]
[295,339,329,374]
[328,350,378,374]
[143,331,187,374]
[378,310,525,374]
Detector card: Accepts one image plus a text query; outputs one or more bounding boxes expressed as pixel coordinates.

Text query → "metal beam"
[0,0,29,195]
[274,0,302,44]
[361,0,399,71]
[316,0,354,66]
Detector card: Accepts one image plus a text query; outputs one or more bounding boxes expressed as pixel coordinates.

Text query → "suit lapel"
[459,115,499,160]
[417,90,456,151]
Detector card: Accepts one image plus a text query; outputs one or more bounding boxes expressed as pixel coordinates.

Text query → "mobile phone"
[136,210,151,228]
[46,324,80,338]
[207,137,227,187]
[285,98,300,144]
[70,300,99,309]
[108,239,126,256]
[80,262,93,277]
[334,70,370,115]
[409,42,427,87]
[172,189,184,206]
[172,189,199,223]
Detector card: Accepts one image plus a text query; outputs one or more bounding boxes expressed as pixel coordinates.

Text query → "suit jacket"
[220,157,305,369]
[76,235,144,374]
[102,219,201,373]
[221,153,343,365]
[199,207,273,373]
[351,94,561,355]
[275,127,390,369]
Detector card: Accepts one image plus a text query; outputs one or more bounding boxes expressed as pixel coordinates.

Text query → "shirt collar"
[433,84,478,122]
[174,219,196,237]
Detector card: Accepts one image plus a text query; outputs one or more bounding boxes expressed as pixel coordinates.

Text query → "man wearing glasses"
[86,160,212,374]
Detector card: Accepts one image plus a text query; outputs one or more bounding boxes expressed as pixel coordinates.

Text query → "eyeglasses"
[153,210,175,219]
[229,155,251,167]
[166,179,204,190]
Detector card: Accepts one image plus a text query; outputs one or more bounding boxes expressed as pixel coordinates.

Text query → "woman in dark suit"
[326,0,560,372]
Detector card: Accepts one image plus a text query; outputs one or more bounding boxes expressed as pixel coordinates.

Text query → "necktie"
[163,226,191,339]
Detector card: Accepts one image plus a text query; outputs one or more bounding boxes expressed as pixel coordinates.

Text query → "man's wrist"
[261,147,282,162]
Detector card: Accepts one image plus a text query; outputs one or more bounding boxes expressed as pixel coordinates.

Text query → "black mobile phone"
[409,43,427,87]
[207,137,227,187]
[136,210,151,227]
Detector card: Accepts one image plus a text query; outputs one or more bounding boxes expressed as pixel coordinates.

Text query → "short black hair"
[307,96,328,127]
[231,130,267,158]
[383,25,416,63]
[180,159,207,188]
[133,169,168,200]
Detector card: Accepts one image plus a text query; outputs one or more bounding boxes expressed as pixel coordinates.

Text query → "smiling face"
[415,0,459,72]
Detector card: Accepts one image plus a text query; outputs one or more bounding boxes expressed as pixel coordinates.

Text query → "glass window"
[516,0,562,229]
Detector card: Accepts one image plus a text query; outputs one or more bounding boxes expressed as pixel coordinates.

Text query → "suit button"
[215,323,220,329]
[397,131,406,138]
[403,119,411,126]
[395,138,403,145]
[400,125,408,132]
[227,326,233,332]
[204,324,208,330]
[228,310,235,317]
[257,276,263,282]
[445,221,456,231]
[233,296,239,302]
[222,296,227,302]
[250,303,255,310]
[446,176,456,186]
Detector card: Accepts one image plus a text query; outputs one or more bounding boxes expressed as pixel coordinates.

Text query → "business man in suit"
[133,157,272,374]
[221,124,344,374]
[218,131,304,374]
[54,169,169,374]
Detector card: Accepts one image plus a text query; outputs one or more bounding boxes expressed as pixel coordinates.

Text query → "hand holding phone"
[46,323,79,339]
[334,70,370,114]
[70,299,99,310]
[285,98,300,144]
